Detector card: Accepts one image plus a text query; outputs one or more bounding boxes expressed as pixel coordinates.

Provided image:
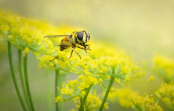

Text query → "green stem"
[59,73,65,111]
[46,70,53,111]
[78,86,92,111]
[82,87,91,105]
[99,76,115,111]
[24,54,35,111]
[7,41,27,111]
[55,70,61,111]
[79,97,84,111]
[18,50,31,110]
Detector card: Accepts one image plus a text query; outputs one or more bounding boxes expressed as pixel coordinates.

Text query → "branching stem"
[99,76,115,111]
[78,86,92,111]
[23,54,35,111]
[55,69,61,111]
[8,41,27,111]
[18,50,30,110]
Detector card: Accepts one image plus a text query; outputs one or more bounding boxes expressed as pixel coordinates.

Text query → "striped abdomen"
[59,36,75,51]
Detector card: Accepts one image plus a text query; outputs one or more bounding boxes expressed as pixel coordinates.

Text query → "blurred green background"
[0,0,174,111]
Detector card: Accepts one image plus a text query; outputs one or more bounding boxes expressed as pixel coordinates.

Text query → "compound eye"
[77,31,83,41]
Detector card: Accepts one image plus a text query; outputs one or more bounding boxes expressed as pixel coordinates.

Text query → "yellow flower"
[70,52,144,85]
[67,79,79,89]
[155,81,174,110]
[22,47,30,57]
[84,70,91,76]
[77,75,99,90]
[147,76,155,83]
[56,75,99,99]
[0,10,57,56]
[114,78,120,83]
[54,75,106,108]
[85,91,108,110]
[49,62,55,68]
[153,55,174,83]
[60,85,74,96]
[54,95,64,103]
[108,88,139,108]
[131,94,163,111]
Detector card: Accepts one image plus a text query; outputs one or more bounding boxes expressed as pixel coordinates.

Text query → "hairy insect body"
[45,30,90,59]
[60,36,74,51]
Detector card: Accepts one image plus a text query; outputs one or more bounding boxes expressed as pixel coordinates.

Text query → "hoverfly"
[45,30,91,59]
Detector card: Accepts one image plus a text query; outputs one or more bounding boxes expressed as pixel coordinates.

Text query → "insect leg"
[69,50,74,59]
[50,44,70,61]
[76,43,91,50]
[70,47,81,59]
[85,44,91,54]
[85,44,90,50]
[57,44,81,59]
[50,56,58,62]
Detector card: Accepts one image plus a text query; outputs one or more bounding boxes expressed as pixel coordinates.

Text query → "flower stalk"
[99,75,115,111]
[55,69,61,111]
[18,49,31,110]
[46,70,53,111]
[8,41,27,111]
[23,54,35,111]
[78,86,92,111]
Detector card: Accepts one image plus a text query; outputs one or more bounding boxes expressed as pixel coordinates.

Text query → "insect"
[45,30,91,59]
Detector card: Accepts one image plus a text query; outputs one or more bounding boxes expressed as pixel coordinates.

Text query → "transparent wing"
[44,35,71,38]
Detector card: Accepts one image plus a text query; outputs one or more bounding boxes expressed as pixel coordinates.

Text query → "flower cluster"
[55,75,101,97]
[152,55,174,83]
[155,81,174,110]
[0,10,57,56]
[54,75,108,111]
[34,48,70,70]
[71,53,145,84]
[131,94,163,111]
[72,91,109,111]
[107,87,139,108]
[52,51,145,110]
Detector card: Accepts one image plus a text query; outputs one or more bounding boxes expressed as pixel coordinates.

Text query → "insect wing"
[44,35,71,38]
